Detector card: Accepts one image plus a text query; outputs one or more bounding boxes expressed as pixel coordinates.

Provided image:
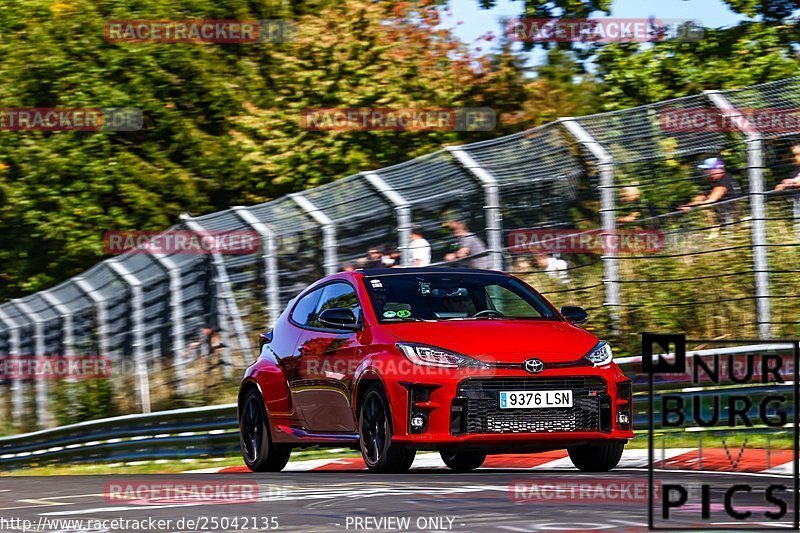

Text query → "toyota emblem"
[523,358,544,374]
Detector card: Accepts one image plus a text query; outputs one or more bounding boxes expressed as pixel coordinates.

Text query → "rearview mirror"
[560,306,588,325]
[318,308,359,331]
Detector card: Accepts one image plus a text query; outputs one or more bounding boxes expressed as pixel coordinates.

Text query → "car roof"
[358,267,507,277]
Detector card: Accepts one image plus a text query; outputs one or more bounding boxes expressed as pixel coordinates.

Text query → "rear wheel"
[568,441,625,472]
[359,384,415,473]
[239,388,291,472]
[440,450,486,472]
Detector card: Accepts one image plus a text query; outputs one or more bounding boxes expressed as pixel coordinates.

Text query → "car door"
[289,281,363,433]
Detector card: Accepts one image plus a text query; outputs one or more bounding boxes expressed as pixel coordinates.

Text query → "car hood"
[381,320,599,364]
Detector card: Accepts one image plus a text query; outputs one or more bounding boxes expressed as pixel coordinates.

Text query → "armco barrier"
[0,403,239,468]
[1,343,796,469]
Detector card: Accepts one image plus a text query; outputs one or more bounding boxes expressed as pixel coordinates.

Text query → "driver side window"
[309,282,362,329]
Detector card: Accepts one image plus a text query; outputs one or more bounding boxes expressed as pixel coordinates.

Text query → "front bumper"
[382,363,634,449]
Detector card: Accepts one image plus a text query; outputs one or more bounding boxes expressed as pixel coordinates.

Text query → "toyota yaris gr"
[238,267,633,473]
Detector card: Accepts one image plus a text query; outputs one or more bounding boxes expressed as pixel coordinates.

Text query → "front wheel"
[568,441,625,472]
[239,388,291,472]
[440,449,486,472]
[359,384,415,473]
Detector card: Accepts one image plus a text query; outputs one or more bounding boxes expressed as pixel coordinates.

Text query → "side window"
[310,282,362,328]
[290,288,323,326]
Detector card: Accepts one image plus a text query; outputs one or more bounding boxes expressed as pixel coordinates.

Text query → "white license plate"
[498,390,573,409]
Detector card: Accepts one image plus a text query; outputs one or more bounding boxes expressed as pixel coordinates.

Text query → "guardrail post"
[363,172,413,267]
[289,193,338,275]
[447,146,504,271]
[73,278,109,357]
[0,308,23,427]
[150,253,186,395]
[181,214,252,376]
[560,118,620,327]
[706,91,772,339]
[107,260,151,414]
[40,292,75,357]
[12,300,50,428]
[233,206,282,328]
[40,291,79,415]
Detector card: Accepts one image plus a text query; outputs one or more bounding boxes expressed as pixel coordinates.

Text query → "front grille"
[454,378,607,434]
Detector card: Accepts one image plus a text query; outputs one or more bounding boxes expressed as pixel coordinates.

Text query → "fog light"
[410,414,425,429]
[618,413,630,425]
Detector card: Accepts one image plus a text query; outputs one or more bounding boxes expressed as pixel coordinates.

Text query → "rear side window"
[291,288,323,326]
[310,282,361,328]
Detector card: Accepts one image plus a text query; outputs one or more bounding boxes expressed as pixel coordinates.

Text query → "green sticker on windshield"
[383,310,397,318]
[397,309,411,318]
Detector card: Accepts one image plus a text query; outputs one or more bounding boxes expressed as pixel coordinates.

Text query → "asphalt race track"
[0,468,794,532]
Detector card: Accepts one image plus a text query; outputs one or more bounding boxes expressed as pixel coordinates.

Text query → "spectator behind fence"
[618,185,659,227]
[535,253,569,283]
[774,144,800,192]
[679,157,742,229]
[444,219,489,269]
[409,225,431,267]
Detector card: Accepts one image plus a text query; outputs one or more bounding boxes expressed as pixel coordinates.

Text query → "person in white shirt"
[409,225,431,267]
[535,253,569,283]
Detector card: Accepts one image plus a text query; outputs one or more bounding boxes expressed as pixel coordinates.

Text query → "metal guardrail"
[0,403,239,468]
[1,342,797,469]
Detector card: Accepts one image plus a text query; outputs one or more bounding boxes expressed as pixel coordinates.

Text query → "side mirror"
[258,330,273,348]
[318,308,359,331]
[560,306,588,325]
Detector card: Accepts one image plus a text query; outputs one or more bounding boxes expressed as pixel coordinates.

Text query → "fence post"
[40,292,75,357]
[73,278,109,357]
[0,308,23,427]
[794,197,800,242]
[560,118,620,326]
[150,253,186,395]
[181,214,252,376]
[107,260,151,414]
[706,90,772,339]
[363,172,413,267]
[41,291,79,417]
[233,206,282,328]
[290,193,338,275]
[447,146,504,271]
[12,300,50,428]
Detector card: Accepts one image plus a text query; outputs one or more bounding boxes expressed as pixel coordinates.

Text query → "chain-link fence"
[1,77,799,430]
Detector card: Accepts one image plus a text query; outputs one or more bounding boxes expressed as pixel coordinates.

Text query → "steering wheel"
[473,309,505,318]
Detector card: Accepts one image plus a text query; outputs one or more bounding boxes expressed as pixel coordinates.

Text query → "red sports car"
[238,268,633,473]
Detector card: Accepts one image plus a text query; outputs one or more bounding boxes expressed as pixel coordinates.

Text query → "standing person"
[679,157,742,228]
[775,144,800,192]
[444,219,489,269]
[408,225,431,267]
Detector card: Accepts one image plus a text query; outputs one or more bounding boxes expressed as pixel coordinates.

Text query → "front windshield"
[364,272,558,322]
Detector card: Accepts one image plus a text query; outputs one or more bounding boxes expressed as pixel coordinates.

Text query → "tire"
[358,384,416,473]
[568,440,625,472]
[239,388,292,472]
[440,449,486,472]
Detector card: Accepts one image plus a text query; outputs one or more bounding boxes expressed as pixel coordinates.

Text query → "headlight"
[397,343,485,368]
[584,341,613,367]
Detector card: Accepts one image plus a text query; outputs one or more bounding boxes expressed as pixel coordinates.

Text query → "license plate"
[498,390,573,409]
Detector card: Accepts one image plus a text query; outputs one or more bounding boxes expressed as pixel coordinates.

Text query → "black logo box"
[642,332,800,531]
